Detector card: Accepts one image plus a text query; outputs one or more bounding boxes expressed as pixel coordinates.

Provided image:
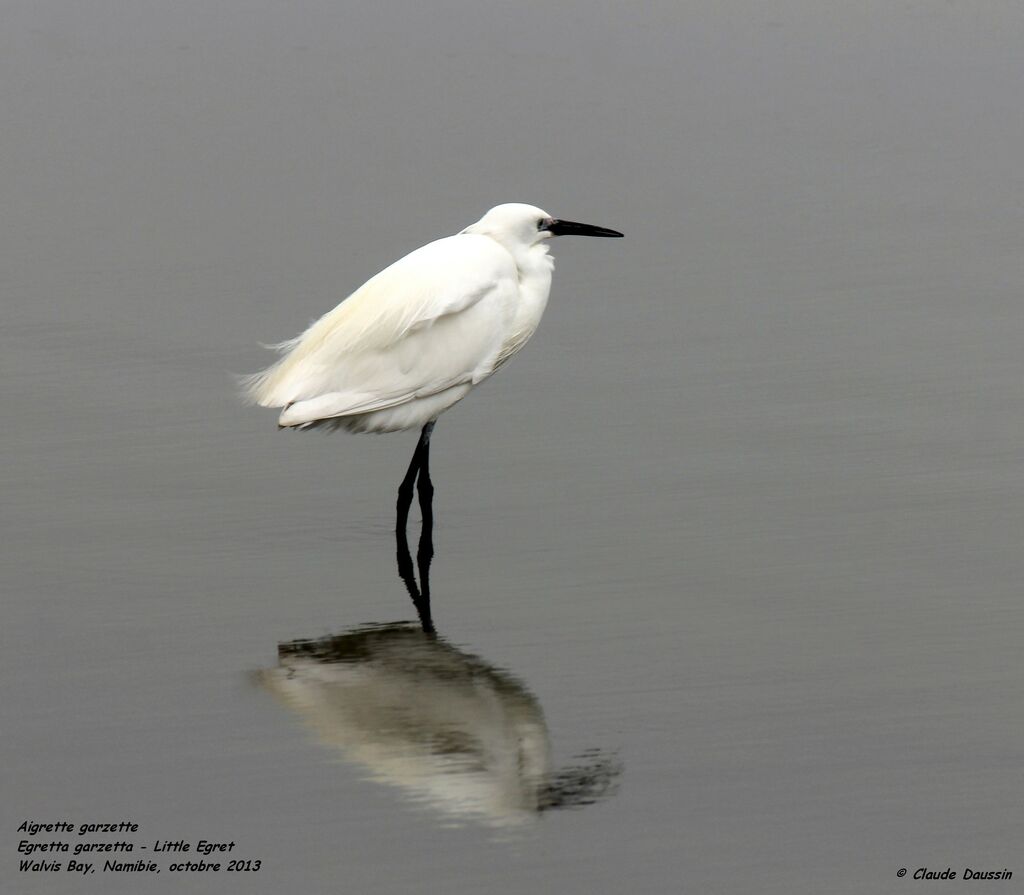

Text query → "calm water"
[4,2,1023,892]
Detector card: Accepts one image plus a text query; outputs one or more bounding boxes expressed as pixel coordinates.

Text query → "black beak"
[547,218,624,238]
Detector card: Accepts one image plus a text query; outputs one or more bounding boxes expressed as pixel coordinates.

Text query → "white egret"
[244,203,623,520]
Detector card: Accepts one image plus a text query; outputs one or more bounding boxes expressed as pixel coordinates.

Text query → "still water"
[4,2,1022,892]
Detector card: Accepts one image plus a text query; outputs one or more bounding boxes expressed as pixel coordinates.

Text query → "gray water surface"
[4,2,1023,893]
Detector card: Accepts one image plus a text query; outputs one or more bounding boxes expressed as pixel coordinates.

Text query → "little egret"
[244,203,623,525]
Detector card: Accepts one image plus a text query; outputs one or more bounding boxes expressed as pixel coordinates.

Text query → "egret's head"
[465,203,623,250]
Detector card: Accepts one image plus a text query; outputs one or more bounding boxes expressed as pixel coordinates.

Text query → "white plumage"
[244,203,622,434]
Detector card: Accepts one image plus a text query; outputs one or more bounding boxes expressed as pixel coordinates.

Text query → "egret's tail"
[238,336,305,407]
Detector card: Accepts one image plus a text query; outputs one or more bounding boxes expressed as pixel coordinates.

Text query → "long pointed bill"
[547,219,624,238]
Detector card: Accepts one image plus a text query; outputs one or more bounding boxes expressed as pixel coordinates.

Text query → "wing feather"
[244,234,516,419]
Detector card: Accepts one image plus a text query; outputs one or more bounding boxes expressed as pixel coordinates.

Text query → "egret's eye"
[537,218,548,230]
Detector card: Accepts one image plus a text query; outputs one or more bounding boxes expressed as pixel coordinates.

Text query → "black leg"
[416,422,435,526]
[396,423,431,534]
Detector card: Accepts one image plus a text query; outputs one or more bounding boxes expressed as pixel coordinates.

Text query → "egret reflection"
[257,486,620,828]
[260,624,620,827]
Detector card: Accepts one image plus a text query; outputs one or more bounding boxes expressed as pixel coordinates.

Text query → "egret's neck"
[463,222,556,279]
[465,231,555,348]
[514,241,555,279]
[501,243,553,365]
[510,243,554,311]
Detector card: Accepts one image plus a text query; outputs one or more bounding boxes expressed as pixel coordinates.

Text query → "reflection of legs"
[395,422,436,633]
[414,505,434,632]
[396,521,433,632]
